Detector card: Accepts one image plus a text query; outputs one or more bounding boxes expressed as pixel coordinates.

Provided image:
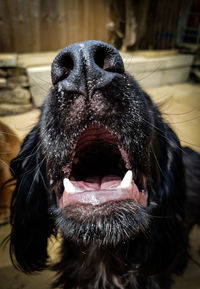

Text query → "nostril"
[94,48,109,70]
[60,54,74,79]
[94,47,124,74]
[52,51,76,85]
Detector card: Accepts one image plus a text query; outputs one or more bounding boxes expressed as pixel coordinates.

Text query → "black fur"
[9,41,200,289]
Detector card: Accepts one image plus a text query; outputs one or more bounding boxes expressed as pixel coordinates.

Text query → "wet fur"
[9,42,200,289]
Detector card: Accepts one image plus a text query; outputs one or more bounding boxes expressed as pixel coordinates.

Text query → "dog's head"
[10,41,185,274]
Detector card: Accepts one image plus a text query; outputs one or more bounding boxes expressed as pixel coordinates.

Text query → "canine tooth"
[120,170,133,189]
[63,178,76,193]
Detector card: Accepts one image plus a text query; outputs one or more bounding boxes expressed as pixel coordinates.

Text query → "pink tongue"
[73,175,122,191]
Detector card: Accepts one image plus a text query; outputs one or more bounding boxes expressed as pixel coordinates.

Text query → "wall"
[0,0,111,53]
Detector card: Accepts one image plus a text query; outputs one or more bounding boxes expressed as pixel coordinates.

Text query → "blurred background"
[0,0,200,288]
[0,0,200,52]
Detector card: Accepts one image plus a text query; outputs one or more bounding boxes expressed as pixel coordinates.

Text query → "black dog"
[9,41,200,289]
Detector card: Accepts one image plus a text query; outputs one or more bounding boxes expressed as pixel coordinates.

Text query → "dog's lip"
[58,172,148,207]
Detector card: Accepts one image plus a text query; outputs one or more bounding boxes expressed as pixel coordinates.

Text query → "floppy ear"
[10,125,54,273]
[159,125,185,215]
[141,123,187,275]
[146,124,187,274]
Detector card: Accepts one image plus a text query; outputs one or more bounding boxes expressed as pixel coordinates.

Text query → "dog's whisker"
[166,115,200,125]
[134,112,187,154]
[0,131,20,137]
[162,108,198,116]
[134,110,200,153]
[29,76,51,93]
[150,144,165,178]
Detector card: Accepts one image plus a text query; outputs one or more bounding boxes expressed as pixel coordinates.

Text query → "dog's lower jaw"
[52,199,150,248]
[51,197,187,289]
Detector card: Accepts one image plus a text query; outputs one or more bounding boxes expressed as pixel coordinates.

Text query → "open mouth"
[55,125,148,208]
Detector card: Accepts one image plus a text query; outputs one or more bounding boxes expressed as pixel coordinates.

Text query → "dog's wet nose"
[51,41,124,95]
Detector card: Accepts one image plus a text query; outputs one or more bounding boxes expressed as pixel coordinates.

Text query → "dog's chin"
[52,200,150,247]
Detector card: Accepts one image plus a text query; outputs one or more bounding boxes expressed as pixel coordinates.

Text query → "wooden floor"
[0,82,200,288]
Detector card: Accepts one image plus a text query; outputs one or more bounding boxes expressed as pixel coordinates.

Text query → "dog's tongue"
[59,171,147,207]
[74,175,122,190]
